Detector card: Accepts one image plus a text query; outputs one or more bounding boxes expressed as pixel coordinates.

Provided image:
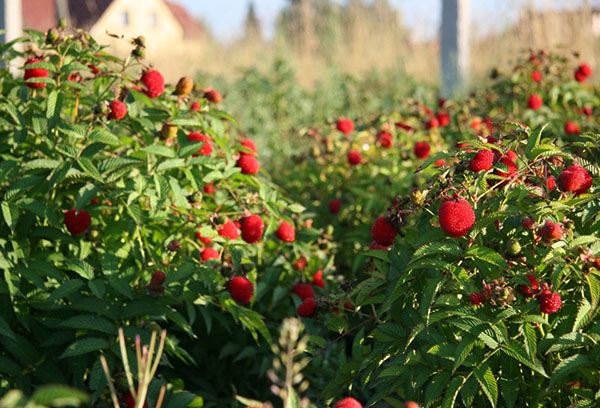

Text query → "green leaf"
[549,354,592,388]
[88,129,120,146]
[31,385,90,407]
[46,90,58,119]
[465,246,509,270]
[0,316,16,340]
[572,299,592,332]
[60,337,109,358]
[586,274,600,312]
[526,122,549,160]
[142,145,176,158]
[425,371,452,403]
[65,259,94,280]
[58,315,115,334]
[474,364,498,408]
[1,202,19,233]
[76,184,99,212]
[500,339,547,377]
[157,159,186,172]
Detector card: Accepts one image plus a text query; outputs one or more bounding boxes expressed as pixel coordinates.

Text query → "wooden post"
[440,0,470,96]
[0,0,23,73]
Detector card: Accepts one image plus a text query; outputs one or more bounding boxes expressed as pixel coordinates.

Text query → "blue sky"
[169,0,588,42]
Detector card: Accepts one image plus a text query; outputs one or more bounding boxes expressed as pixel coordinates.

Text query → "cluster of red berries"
[574,63,592,82]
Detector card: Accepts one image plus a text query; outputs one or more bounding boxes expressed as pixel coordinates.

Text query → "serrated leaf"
[526,122,549,160]
[142,145,176,158]
[500,339,547,377]
[58,315,115,334]
[572,299,592,332]
[474,364,498,408]
[549,354,592,388]
[76,184,99,212]
[586,274,599,312]
[1,202,18,233]
[60,337,109,358]
[465,246,509,270]
[88,129,120,145]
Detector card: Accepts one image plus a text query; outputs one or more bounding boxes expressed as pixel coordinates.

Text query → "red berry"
[64,208,92,236]
[190,101,201,111]
[369,241,388,250]
[187,132,212,156]
[149,270,166,290]
[108,100,127,120]
[297,297,317,317]
[528,94,543,110]
[436,112,450,127]
[291,283,315,301]
[545,176,556,191]
[241,214,264,244]
[203,183,216,194]
[582,106,592,116]
[312,270,325,288]
[564,121,580,135]
[427,117,439,129]
[294,258,307,270]
[195,228,213,245]
[439,200,475,238]
[371,216,397,246]
[201,247,220,262]
[469,293,485,306]
[141,70,165,98]
[275,221,295,242]
[434,159,447,167]
[333,397,362,408]
[329,199,341,214]
[578,63,592,77]
[228,276,253,304]
[377,131,392,148]
[414,141,431,159]
[559,165,592,194]
[240,139,257,156]
[24,58,49,88]
[218,219,239,240]
[347,150,362,166]
[538,220,563,241]
[203,88,222,103]
[469,150,494,172]
[237,155,260,174]
[403,402,420,408]
[575,69,587,82]
[539,290,561,314]
[521,216,534,229]
[519,274,539,296]
[121,392,148,408]
[531,70,542,82]
[495,157,518,178]
[336,118,354,134]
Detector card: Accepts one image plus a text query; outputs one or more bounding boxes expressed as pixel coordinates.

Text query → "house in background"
[21,0,208,79]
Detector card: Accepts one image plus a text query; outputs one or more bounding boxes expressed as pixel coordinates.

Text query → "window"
[150,13,158,27]
[121,11,129,26]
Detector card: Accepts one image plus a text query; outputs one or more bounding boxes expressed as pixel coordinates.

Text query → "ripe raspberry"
[457,143,473,153]
[377,131,392,148]
[141,70,165,98]
[403,402,420,408]
[291,283,315,300]
[519,274,539,296]
[201,247,219,262]
[195,229,213,245]
[370,241,388,250]
[495,157,518,178]
[469,293,485,306]
[531,70,542,82]
[521,216,534,229]
[436,112,450,127]
[371,216,398,246]
[190,101,201,111]
[329,199,341,214]
[539,290,562,314]
[578,63,592,77]
[187,132,212,156]
[528,94,543,110]
[582,106,592,116]
[108,100,127,120]
[312,270,325,288]
[438,200,476,238]
[275,221,295,242]
[240,139,257,156]
[237,154,260,174]
[203,88,222,103]
[228,276,253,304]
[347,150,362,166]
[24,58,49,88]
[545,175,556,191]
[241,214,264,244]
[575,70,587,82]
[426,117,439,129]
[203,183,216,194]
[469,150,494,172]
[218,219,239,240]
[149,270,166,290]
[434,159,447,167]
[564,121,580,135]
[333,397,362,408]
[175,76,193,96]
[297,297,317,318]
[64,208,92,236]
[294,258,307,270]
[336,118,354,134]
[414,141,431,159]
[538,220,563,241]
[121,392,148,408]
[559,165,592,194]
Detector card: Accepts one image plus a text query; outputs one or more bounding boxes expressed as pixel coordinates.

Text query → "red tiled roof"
[165,1,205,38]
[22,0,57,31]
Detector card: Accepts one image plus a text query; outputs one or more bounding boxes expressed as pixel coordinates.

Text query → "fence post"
[440,0,470,96]
[0,0,23,73]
